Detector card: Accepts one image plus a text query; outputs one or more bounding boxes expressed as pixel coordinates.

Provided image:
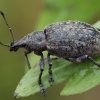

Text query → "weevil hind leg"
[87,56,100,67]
[66,55,100,67]
[38,53,46,96]
[47,53,54,85]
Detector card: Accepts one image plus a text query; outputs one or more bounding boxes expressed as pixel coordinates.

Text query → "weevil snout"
[10,42,18,52]
[10,46,18,52]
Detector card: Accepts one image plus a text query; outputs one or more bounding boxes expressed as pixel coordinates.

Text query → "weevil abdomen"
[45,21,100,58]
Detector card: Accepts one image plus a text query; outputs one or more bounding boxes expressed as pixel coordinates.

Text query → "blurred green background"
[0,0,100,100]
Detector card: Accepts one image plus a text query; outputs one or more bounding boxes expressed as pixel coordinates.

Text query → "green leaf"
[61,58,100,96]
[15,57,100,98]
[14,58,72,98]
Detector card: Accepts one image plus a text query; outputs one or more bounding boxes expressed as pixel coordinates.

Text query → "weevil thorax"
[10,31,47,53]
[27,31,47,54]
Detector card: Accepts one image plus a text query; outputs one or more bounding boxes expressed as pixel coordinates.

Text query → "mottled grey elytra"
[1,11,100,96]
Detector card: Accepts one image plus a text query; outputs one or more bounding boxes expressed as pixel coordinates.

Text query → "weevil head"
[0,31,47,53]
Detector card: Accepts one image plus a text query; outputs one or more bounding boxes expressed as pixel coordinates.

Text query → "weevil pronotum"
[1,10,100,96]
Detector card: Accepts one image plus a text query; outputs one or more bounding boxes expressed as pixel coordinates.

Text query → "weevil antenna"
[0,42,10,47]
[0,10,14,43]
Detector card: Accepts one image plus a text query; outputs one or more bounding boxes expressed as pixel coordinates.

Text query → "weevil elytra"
[1,11,100,96]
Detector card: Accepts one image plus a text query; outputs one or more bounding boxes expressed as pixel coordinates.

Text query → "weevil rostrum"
[0,10,100,95]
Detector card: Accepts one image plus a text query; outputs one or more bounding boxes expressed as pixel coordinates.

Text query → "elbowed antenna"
[0,42,10,47]
[0,10,14,43]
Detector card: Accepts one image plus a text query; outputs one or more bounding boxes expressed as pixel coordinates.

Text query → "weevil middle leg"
[38,53,46,95]
[47,53,54,84]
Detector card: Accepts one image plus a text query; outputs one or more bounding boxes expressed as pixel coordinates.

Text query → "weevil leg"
[47,53,54,85]
[24,50,31,69]
[67,55,100,67]
[87,56,100,67]
[38,53,46,96]
[66,58,76,62]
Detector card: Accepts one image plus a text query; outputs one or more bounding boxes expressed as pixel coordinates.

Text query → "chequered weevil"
[1,10,100,96]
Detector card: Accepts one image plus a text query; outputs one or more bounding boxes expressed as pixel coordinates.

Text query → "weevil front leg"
[24,50,31,69]
[47,53,54,85]
[66,55,100,67]
[38,53,46,95]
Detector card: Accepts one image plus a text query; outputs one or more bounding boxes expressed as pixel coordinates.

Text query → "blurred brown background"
[0,0,100,100]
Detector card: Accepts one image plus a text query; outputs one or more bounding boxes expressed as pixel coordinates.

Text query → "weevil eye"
[10,42,14,46]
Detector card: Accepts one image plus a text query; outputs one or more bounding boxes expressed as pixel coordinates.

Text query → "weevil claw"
[40,83,46,96]
[48,76,54,86]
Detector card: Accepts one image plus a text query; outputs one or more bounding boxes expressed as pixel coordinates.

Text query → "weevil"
[1,11,100,96]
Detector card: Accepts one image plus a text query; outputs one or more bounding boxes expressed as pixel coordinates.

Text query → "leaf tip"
[14,92,19,99]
